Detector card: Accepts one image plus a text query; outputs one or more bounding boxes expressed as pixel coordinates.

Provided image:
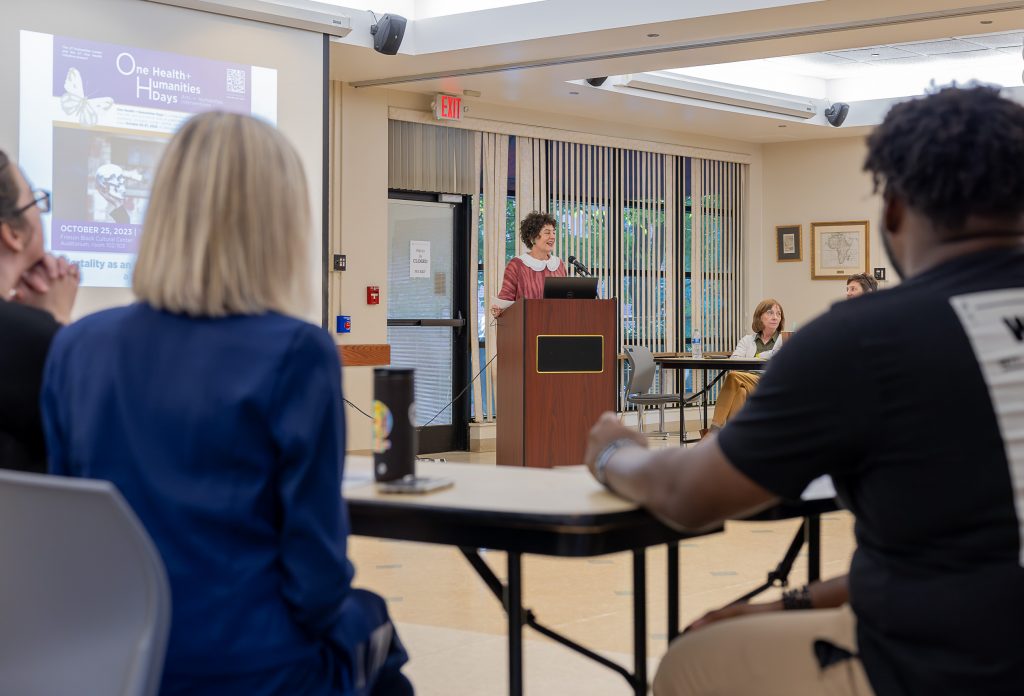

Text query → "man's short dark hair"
[864,85,1024,234]
[847,273,878,293]
[519,211,557,249]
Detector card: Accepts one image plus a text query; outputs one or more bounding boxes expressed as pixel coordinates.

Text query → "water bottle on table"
[692,329,703,359]
[373,368,416,482]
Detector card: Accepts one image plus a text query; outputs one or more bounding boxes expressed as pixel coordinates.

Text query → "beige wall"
[336,87,901,449]
[333,90,894,449]
[333,85,772,450]
[757,136,889,331]
[334,84,390,450]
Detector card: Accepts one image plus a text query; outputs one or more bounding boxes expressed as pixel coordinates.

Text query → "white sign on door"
[410,241,430,278]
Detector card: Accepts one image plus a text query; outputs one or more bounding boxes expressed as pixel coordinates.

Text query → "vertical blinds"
[692,158,744,355]
[388,120,476,195]
[545,143,681,408]
[383,118,746,419]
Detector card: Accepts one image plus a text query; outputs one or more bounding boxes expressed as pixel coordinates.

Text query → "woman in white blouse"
[706,298,785,432]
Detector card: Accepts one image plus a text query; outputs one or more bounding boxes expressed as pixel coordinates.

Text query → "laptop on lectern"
[543,276,599,299]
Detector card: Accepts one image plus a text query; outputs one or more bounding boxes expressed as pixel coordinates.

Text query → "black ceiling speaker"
[825,102,850,127]
[370,14,407,55]
[585,77,608,87]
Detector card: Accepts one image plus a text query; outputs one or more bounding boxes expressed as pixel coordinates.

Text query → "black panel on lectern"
[537,335,603,373]
[543,277,599,299]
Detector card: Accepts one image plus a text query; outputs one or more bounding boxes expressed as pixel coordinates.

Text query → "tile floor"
[348,440,855,695]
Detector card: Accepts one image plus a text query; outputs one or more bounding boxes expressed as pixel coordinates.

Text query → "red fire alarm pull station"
[367,286,380,304]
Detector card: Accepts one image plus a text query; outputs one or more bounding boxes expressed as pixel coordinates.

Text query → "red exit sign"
[434,94,462,121]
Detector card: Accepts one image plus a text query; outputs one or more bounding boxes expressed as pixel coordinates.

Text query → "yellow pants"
[654,604,874,696]
[710,371,761,429]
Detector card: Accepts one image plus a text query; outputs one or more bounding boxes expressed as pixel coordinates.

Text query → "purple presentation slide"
[21,31,275,285]
[52,35,252,115]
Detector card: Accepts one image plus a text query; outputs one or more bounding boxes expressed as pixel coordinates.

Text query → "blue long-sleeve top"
[41,303,356,686]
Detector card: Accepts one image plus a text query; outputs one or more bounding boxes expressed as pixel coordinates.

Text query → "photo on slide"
[50,125,165,255]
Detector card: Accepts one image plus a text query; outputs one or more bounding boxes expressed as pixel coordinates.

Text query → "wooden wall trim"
[338,344,391,367]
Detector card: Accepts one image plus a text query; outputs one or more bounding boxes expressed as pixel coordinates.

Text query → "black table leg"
[632,549,647,696]
[507,552,523,696]
[701,373,709,430]
[805,515,821,583]
[667,542,680,641]
[460,547,640,691]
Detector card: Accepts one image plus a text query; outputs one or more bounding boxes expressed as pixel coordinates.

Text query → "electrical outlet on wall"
[333,254,346,271]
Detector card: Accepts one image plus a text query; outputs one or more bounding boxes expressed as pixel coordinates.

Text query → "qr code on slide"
[226,68,246,94]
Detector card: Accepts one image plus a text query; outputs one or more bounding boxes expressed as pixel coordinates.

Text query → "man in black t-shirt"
[585,85,1024,696]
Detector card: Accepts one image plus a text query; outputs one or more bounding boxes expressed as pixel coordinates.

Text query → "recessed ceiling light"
[980,19,994,24]
[646,33,660,38]
[870,52,880,56]
[569,91,579,95]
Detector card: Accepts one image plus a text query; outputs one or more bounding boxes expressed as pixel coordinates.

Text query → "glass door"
[387,194,469,453]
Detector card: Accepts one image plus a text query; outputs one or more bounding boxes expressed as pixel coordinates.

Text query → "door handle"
[387,316,467,328]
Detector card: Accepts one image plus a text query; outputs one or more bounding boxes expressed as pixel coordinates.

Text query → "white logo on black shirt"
[951,289,1024,566]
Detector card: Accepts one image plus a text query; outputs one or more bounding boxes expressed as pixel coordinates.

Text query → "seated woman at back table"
[490,210,566,317]
[706,298,785,433]
[41,112,410,696]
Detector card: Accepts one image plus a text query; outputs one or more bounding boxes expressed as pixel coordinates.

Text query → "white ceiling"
[327,0,1024,144]
[317,0,544,21]
[771,29,1024,78]
[667,28,1024,103]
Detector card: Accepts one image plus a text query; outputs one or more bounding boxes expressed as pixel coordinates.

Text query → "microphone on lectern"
[566,255,592,277]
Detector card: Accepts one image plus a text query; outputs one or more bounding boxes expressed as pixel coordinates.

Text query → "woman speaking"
[490,210,566,316]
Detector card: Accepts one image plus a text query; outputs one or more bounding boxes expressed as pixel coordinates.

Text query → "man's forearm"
[602,439,776,530]
[602,444,662,507]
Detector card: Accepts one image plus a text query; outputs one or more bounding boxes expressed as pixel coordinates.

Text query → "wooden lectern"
[496,299,617,468]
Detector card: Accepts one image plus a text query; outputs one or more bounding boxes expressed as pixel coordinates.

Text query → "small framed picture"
[775,224,801,262]
[810,221,870,280]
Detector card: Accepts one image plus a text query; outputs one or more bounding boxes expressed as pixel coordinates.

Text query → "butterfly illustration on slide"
[60,67,114,126]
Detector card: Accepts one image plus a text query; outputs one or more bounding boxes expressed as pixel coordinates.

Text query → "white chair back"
[0,470,171,696]
[625,346,657,396]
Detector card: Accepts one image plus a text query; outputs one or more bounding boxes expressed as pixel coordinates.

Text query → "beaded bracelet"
[782,584,812,610]
[594,438,640,489]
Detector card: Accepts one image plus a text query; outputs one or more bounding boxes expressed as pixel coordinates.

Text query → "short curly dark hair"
[519,211,557,249]
[864,85,1024,235]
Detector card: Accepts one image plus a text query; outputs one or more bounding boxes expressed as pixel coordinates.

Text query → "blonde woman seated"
[42,113,409,696]
[707,299,785,432]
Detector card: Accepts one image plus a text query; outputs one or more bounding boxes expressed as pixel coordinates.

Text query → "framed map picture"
[776,224,801,262]
[810,221,869,280]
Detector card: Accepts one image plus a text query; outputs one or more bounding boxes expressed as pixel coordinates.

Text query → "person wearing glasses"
[704,299,785,434]
[0,150,79,473]
[40,113,410,696]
